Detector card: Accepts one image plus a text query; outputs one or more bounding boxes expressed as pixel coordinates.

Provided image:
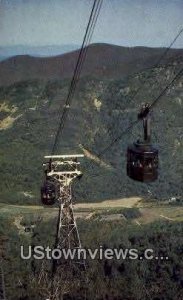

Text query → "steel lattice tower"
[38,155,86,300]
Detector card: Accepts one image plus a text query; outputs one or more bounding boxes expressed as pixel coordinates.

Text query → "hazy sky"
[0,0,182,48]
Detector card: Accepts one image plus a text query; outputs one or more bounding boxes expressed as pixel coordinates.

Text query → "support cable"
[131,28,183,102]
[84,66,183,167]
[51,0,103,154]
[106,28,183,136]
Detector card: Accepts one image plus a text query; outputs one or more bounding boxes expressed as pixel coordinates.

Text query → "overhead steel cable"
[60,0,103,155]
[97,119,140,157]
[63,0,103,103]
[51,0,98,153]
[130,27,183,101]
[152,28,183,68]
[106,27,183,136]
[51,0,103,155]
[52,0,103,146]
[148,67,183,109]
[84,65,183,167]
[57,0,101,108]
[63,0,103,111]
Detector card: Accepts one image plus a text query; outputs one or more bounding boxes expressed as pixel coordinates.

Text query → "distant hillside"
[0,49,182,204]
[0,43,183,86]
[0,44,80,59]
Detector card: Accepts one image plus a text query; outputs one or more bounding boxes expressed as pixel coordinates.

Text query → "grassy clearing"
[0,199,182,225]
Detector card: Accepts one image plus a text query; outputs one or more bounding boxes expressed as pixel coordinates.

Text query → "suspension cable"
[51,0,103,154]
[131,28,183,101]
[130,28,182,105]
[85,66,183,162]
[106,28,183,136]
[149,67,183,109]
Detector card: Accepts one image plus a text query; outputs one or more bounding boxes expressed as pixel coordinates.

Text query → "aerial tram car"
[41,178,58,206]
[41,159,59,205]
[127,104,158,182]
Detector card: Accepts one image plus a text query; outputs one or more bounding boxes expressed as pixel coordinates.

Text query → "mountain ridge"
[0,43,183,87]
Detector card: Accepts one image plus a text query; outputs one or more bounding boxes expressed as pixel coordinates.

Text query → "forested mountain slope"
[0,43,182,86]
[0,48,182,204]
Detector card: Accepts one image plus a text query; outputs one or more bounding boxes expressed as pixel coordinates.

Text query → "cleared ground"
[0,197,182,228]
